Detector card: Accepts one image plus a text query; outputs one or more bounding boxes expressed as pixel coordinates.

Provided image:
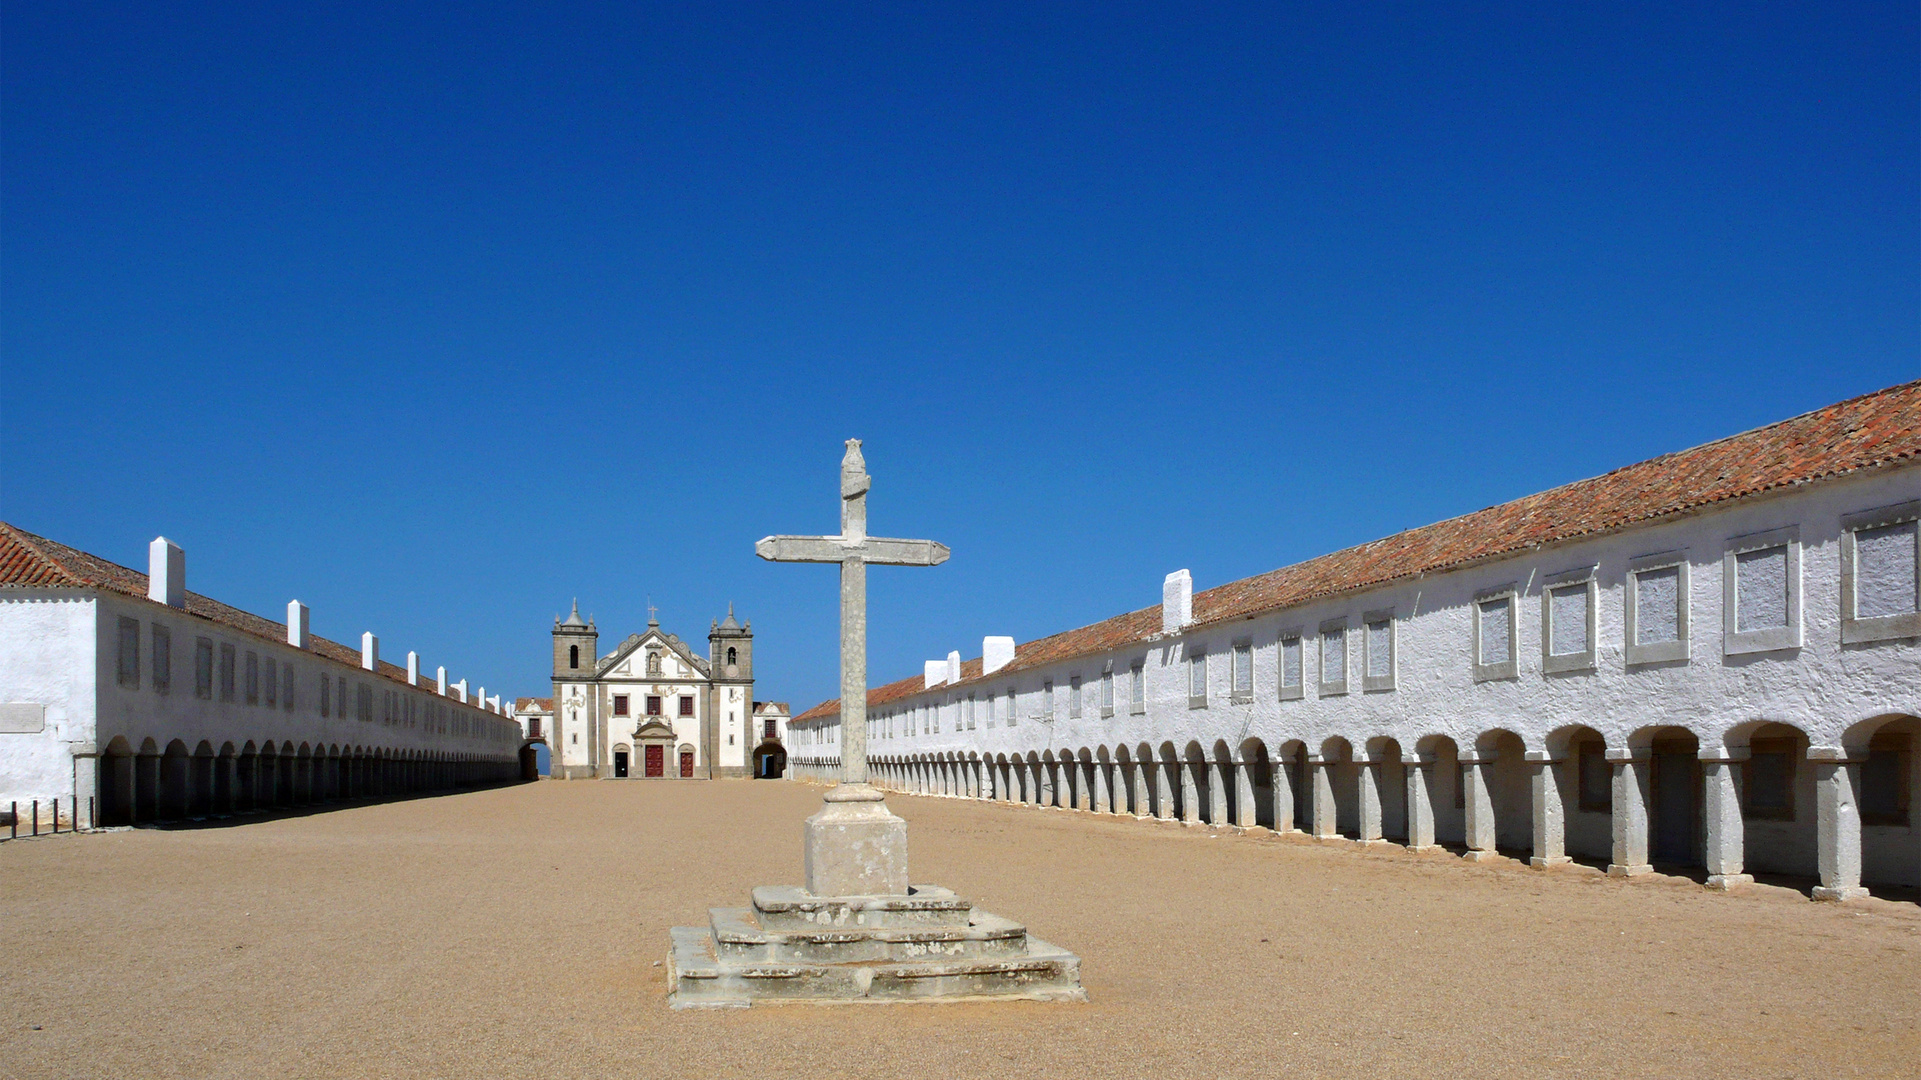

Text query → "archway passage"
[753,742,787,779]
[1649,729,1702,867]
[519,741,546,781]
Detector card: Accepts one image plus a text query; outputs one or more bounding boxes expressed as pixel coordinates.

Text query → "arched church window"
[569,645,578,669]
[727,647,738,666]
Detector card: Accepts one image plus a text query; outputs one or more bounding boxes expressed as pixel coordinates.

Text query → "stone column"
[1271,753,1295,833]
[1180,759,1200,824]
[1461,752,1497,861]
[1153,760,1172,820]
[1406,756,1437,850]
[1357,755,1385,843]
[1701,748,1752,890]
[1309,755,1338,839]
[1607,749,1653,877]
[1235,758,1256,829]
[1527,751,1571,868]
[1811,748,1869,901]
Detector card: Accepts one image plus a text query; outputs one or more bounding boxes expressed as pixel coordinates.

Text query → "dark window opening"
[646,695,662,716]
[1578,741,1611,812]
[569,644,579,669]
[1862,734,1911,826]
[613,695,629,717]
[727,646,738,666]
[679,695,695,717]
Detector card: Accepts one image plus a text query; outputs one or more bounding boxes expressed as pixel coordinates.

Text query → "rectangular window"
[1043,680,1055,720]
[1473,587,1518,681]
[1100,667,1114,718]
[679,695,694,717]
[1231,639,1253,702]
[244,652,259,704]
[1841,501,1921,644]
[1724,527,1801,654]
[932,701,940,734]
[1069,676,1082,719]
[1362,611,1395,692]
[613,694,630,717]
[282,664,294,711]
[151,624,171,694]
[357,683,373,722]
[1542,569,1597,673]
[1187,648,1207,708]
[1577,742,1611,812]
[1625,552,1689,665]
[1743,737,1796,821]
[1129,662,1145,715]
[1008,688,1020,728]
[967,694,977,730]
[1861,733,1912,826]
[191,636,211,697]
[263,658,277,707]
[320,672,331,717]
[647,695,662,716]
[338,677,347,719]
[219,643,237,702]
[1278,632,1303,701]
[1318,620,1347,697]
[117,617,140,687]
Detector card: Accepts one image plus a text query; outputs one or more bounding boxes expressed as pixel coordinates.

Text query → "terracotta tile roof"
[793,379,1921,724]
[0,522,486,696]
[514,697,554,712]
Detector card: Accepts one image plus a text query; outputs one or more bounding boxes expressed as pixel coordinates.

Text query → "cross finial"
[647,598,658,625]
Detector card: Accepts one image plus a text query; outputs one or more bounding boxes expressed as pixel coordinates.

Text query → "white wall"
[0,590,96,815]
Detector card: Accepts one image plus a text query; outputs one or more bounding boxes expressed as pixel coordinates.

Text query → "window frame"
[1100,663,1114,718]
[1361,609,1396,692]
[151,623,171,694]
[1187,645,1208,709]
[1540,567,1598,674]
[1068,675,1082,719]
[1129,661,1145,715]
[1840,500,1921,644]
[1230,637,1254,703]
[1277,630,1304,701]
[1042,680,1055,722]
[116,616,140,688]
[679,695,695,718]
[613,694,630,717]
[219,643,237,702]
[262,657,278,708]
[1318,619,1348,697]
[1624,551,1690,665]
[1472,584,1519,682]
[1723,525,1802,655]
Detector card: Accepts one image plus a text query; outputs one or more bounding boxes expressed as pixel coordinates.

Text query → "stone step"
[709,907,1031,964]
[667,925,1087,1009]
[750,884,974,931]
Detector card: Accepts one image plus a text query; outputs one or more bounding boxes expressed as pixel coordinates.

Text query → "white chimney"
[983,636,1016,675]
[488,694,500,713]
[361,632,379,671]
[148,537,185,608]
[477,685,486,710]
[437,666,448,696]
[406,651,419,686]
[455,678,469,703]
[287,600,309,648]
[947,650,962,685]
[1163,569,1193,635]
[924,660,947,689]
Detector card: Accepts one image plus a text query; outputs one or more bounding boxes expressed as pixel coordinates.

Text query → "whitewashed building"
[0,527,525,830]
[547,604,759,779]
[790,382,1921,900]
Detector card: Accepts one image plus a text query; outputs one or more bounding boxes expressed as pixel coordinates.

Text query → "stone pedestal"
[668,885,1086,1008]
[804,786,908,897]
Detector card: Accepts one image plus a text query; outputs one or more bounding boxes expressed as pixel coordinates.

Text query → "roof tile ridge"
[0,521,95,587]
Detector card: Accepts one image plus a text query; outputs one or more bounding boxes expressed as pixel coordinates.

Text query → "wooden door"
[679,751,694,778]
[645,745,664,778]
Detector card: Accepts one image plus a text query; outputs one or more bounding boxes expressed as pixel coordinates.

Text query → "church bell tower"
[552,600,599,779]
[705,604,753,779]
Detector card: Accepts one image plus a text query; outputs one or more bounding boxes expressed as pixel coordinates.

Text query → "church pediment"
[596,627,711,682]
[632,717,677,740]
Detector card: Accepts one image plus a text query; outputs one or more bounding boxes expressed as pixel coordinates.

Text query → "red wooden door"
[645,745,664,777]
[679,751,694,778]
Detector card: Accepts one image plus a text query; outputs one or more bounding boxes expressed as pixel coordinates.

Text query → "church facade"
[547,604,756,780]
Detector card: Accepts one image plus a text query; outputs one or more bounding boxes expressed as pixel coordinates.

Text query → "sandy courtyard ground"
[2,779,1916,1080]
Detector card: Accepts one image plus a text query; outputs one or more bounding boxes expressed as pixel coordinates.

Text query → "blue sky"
[4,3,1915,712]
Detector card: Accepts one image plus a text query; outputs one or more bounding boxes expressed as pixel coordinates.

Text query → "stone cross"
[756,439,949,896]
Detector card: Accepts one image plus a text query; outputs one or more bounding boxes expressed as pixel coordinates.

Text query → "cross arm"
[755,535,951,566]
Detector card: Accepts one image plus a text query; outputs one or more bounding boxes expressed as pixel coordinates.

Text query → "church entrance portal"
[613,751,628,778]
[645,745,664,778]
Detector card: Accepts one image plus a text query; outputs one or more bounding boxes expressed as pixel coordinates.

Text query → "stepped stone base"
[668,884,1087,1008]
